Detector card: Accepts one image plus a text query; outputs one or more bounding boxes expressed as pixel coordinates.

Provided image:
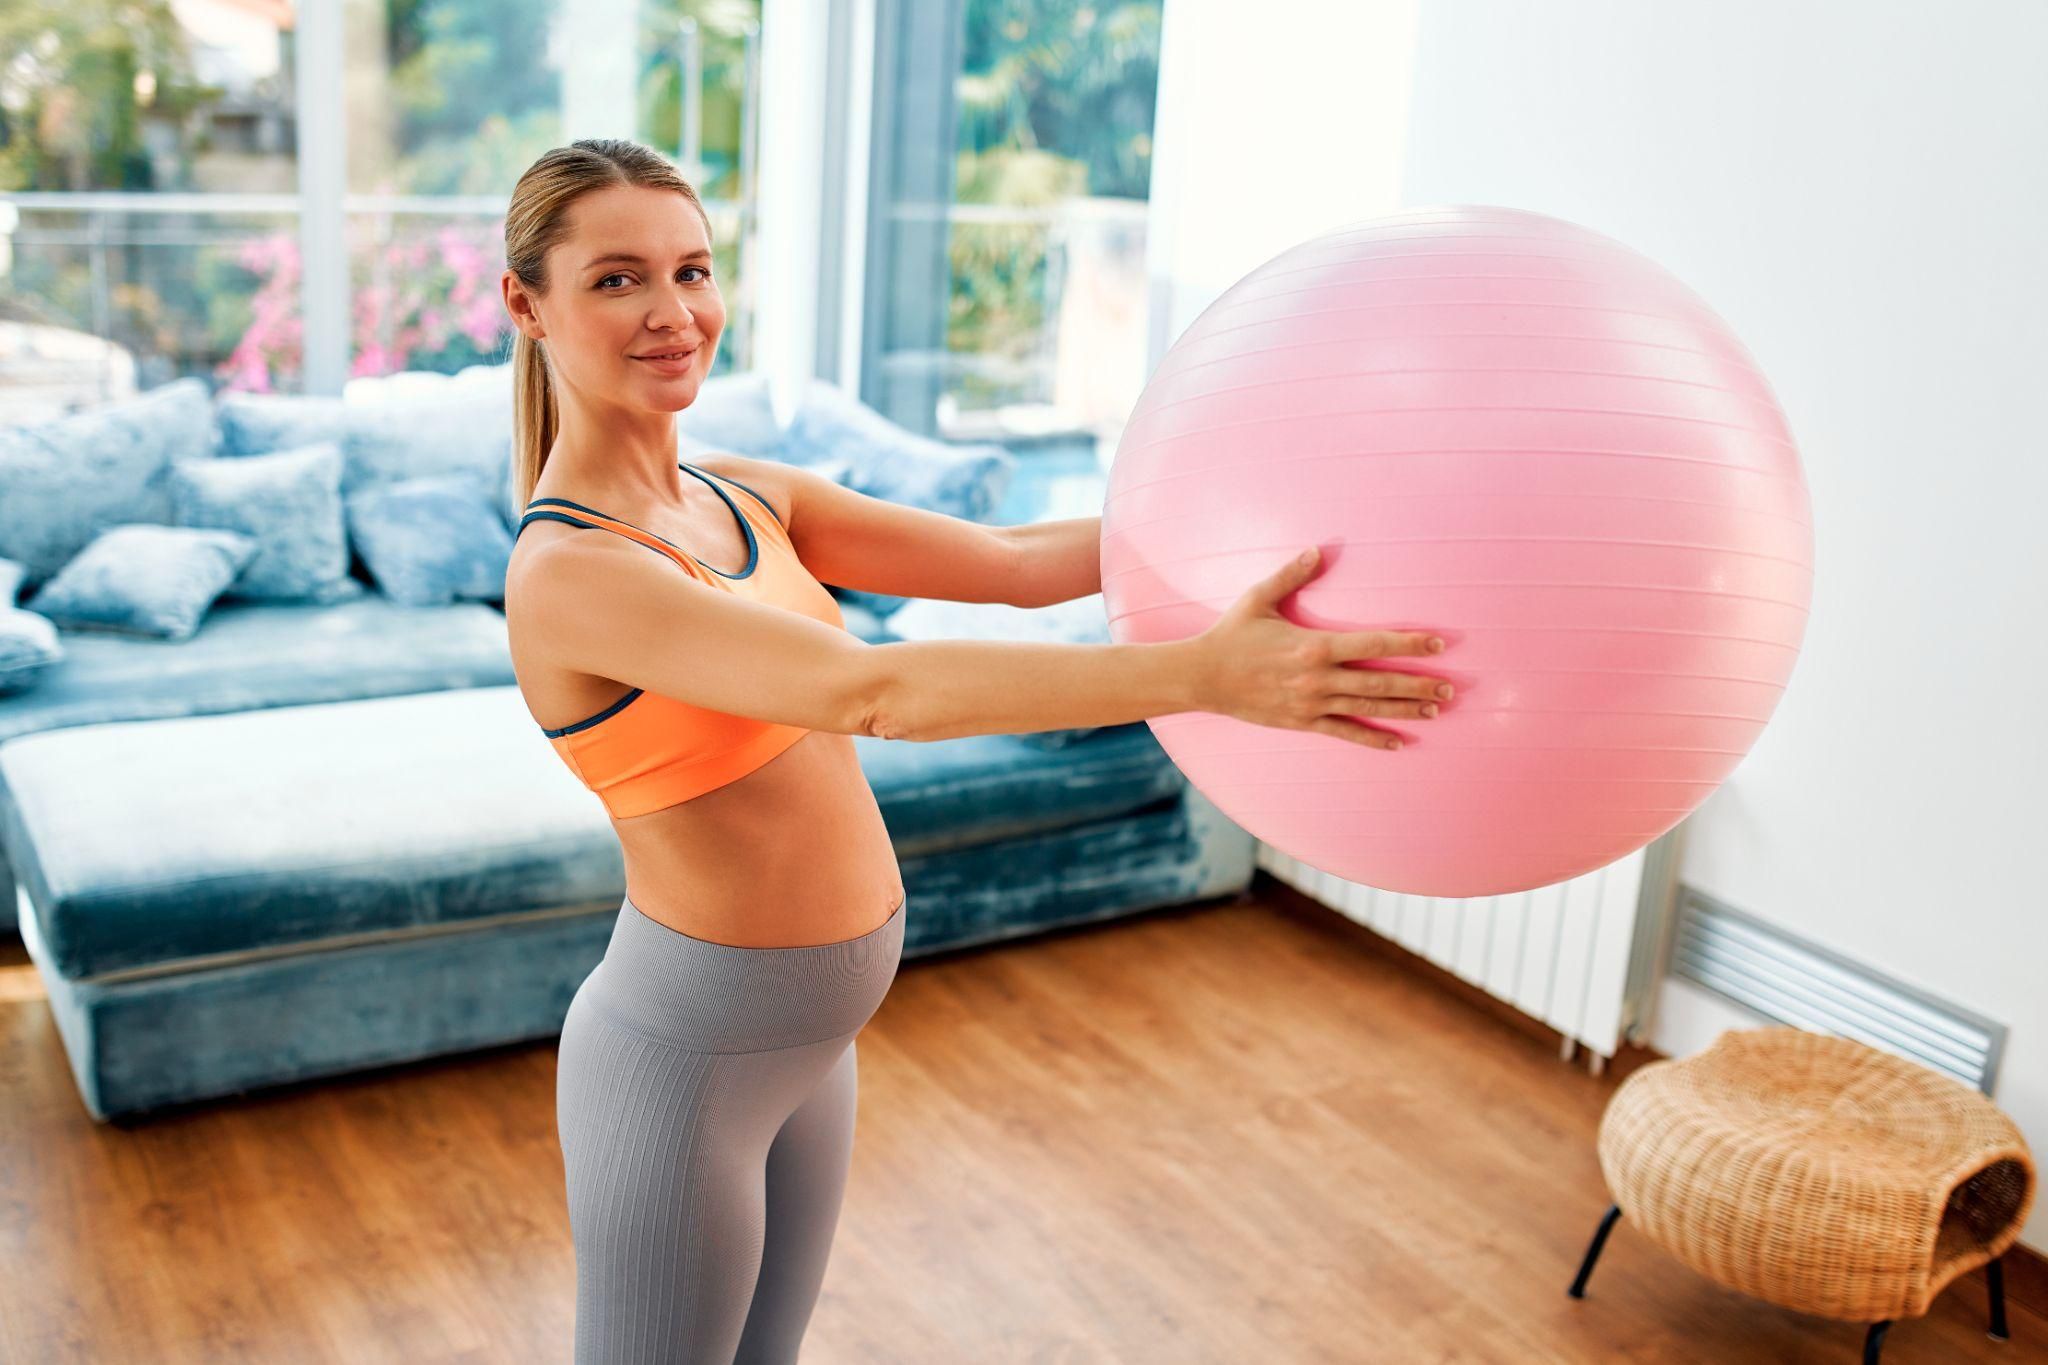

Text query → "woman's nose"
[645,288,695,330]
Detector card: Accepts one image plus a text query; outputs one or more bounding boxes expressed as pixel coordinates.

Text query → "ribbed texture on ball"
[1102,206,1813,896]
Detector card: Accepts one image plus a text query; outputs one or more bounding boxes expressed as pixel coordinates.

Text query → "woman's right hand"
[1189,545,1454,751]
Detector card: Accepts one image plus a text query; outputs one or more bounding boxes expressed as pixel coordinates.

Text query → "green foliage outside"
[949,0,1159,409]
[0,0,213,192]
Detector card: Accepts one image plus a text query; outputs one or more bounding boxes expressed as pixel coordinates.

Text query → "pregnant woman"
[498,138,1453,1364]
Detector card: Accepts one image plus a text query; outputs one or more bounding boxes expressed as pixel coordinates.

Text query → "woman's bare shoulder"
[502,505,638,637]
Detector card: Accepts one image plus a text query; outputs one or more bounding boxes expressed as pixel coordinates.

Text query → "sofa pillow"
[350,362,516,527]
[0,377,217,591]
[217,363,513,500]
[882,593,1120,747]
[346,475,514,607]
[0,607,64,695]
[0,555,23,605]
[21,524,259,641]
[782,378,1013,520]
[342,360,509,406]
[781,385,1014,619]
[370,362,514,527]
[168,440,357,603]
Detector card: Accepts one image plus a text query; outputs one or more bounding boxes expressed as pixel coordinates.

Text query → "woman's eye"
[597,268,707,290]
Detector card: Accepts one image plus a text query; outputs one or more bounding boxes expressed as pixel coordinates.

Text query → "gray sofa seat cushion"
[0,595,515,744]
[3,684,1185,980]
[2,687,622,979]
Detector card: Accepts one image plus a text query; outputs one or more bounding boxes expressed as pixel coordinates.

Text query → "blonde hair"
[502,138,712,517]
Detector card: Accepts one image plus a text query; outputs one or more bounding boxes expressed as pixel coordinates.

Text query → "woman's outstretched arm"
[517,526,1446,752]
[999,515,1102,608]
[863,635,1201,742]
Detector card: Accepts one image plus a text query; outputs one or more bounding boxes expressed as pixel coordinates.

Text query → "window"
[0,0,303,411]
[0,0,765,409]
[860,0,1160,459]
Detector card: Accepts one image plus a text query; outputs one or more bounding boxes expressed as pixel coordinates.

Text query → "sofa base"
[26,790,1254,1120]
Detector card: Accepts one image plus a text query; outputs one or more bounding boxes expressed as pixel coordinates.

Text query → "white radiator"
[1256,831,1681,1065]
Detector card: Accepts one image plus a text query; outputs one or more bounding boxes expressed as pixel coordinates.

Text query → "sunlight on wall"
[1145,0,1421,377]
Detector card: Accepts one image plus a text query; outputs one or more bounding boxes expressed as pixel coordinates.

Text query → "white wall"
[1391,0,2048,1256]
[1146,2,1420,370]
[1150,0,2048,1253]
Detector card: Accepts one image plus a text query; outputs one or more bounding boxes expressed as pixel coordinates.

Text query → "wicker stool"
[1568,1027,2036,1362]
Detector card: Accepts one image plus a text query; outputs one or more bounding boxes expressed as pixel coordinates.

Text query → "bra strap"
[684,461,786,528]
[515,503,703,575]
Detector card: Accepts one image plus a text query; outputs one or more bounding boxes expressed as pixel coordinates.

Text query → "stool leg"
[1568,1203,1623,1299]
[1863,1320,1890,1364]
[1988,1255,2008,1342]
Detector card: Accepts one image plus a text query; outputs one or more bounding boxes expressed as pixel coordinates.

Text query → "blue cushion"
[344,361,517,522]
[0,377,218,591]
[342,360,508,406]
[781,382,1014,618]
[0,686,1183,978]
[782,378,1013,518]
[346,476,513,607]
[883,593,1123,747]
[217,364,512,500]
[168,440,356,603]
[0,687,620,979]
[22,525,258,641]
[0,594,515,744]
[214,364,784,514]
[0,608,63,695]
[0,593,518,933]
[0,556,24,605]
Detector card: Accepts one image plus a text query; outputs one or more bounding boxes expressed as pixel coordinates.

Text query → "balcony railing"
[0,191,755,400]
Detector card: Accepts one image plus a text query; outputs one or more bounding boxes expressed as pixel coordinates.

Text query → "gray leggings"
[556,893,907,1364]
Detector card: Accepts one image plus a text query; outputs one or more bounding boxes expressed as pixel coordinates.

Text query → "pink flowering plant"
[215,218,513,393]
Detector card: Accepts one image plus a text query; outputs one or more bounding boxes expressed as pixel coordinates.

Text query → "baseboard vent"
[1669,887,2008,1094]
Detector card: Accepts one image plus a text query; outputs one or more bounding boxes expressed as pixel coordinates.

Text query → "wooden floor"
[2,877,2039,1364]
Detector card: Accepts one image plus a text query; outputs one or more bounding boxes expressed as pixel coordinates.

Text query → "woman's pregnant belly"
[611,729,905,948]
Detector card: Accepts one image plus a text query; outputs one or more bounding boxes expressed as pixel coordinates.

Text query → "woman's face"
[511,183,725,410]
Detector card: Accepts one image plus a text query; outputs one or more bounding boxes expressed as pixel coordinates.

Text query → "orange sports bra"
[515,460,848,819]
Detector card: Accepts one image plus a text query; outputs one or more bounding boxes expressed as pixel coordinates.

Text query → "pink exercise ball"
[1101,206,1813,898]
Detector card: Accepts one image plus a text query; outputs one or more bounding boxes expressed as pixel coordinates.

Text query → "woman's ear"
[501,270,546,340]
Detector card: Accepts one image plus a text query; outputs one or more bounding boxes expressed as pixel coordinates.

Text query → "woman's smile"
[632,345,699,375]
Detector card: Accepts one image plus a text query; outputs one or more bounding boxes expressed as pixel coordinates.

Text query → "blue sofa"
[0,373,1256,1120]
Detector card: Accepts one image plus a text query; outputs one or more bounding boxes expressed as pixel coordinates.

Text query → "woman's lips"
[632,348,697,375]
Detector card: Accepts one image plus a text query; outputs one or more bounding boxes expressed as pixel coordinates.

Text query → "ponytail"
[509,330,557,518]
